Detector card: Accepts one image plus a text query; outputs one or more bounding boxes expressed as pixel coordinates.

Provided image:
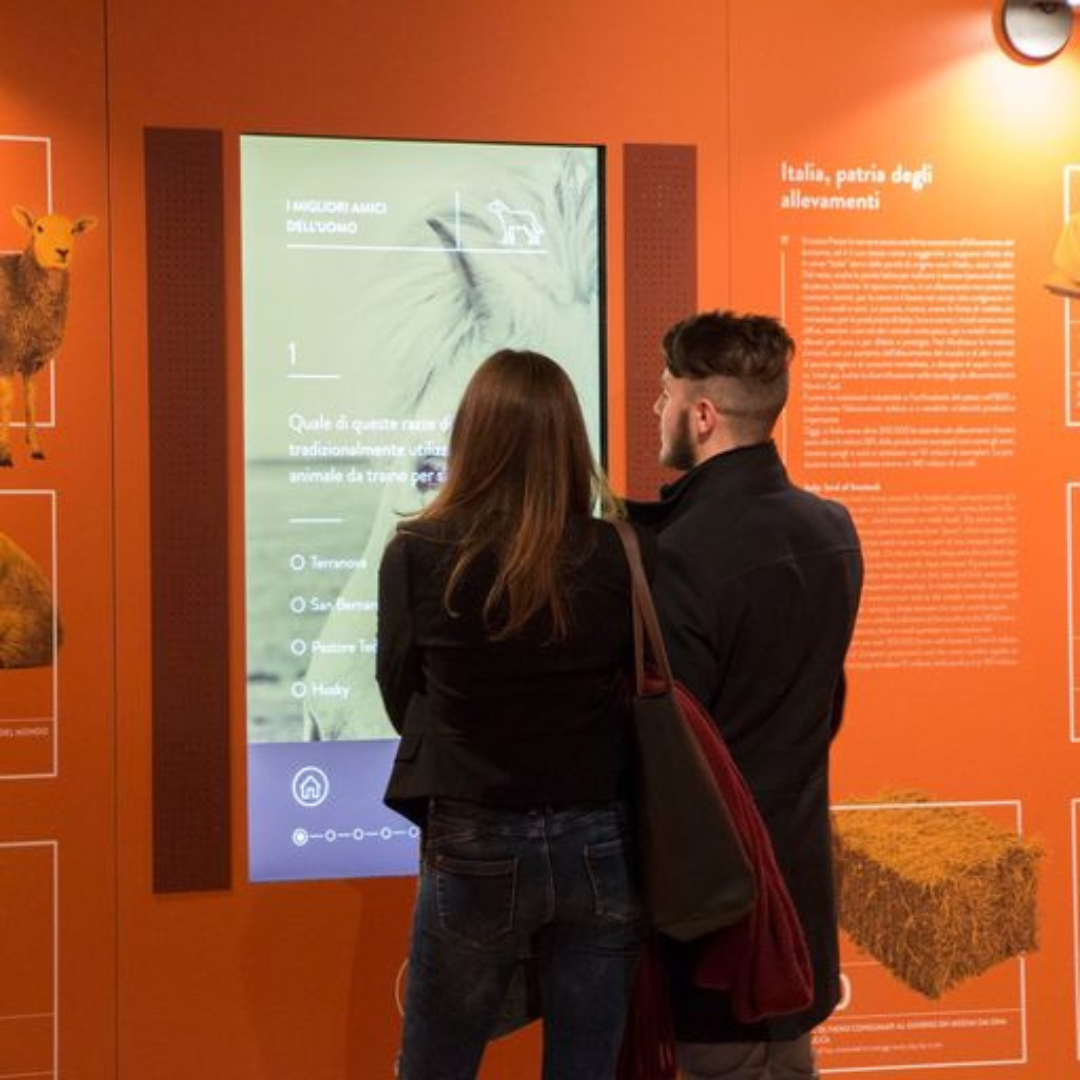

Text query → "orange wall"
[3,0,1080,1077]
[105,2,730,1077]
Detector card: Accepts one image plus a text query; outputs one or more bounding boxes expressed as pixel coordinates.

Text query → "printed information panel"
[0,842,56,1078]
[242,135,604,881]
[0,489,57,777]
[721,18,1080,1064]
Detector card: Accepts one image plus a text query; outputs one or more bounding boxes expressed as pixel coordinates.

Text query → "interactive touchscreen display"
[241,134,605,881]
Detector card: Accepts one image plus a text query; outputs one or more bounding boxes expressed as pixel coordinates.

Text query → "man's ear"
[694,395,721,437]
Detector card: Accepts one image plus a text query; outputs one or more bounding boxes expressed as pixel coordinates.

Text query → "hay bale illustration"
[0,531,54,667]
[833,792,1042,998]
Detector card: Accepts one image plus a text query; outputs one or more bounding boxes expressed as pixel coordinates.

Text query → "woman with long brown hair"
[378,349,644,1079]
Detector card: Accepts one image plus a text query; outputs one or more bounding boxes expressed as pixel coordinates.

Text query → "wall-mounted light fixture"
[1000,0,1080,61]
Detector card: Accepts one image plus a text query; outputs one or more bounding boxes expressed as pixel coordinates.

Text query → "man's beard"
[660,407,697,471]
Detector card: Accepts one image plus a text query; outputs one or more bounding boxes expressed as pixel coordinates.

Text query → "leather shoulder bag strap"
[610,519,674,693]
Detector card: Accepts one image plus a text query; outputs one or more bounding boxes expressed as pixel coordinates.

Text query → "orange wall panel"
[104,1,730,1077]
[6,0,1080,1077]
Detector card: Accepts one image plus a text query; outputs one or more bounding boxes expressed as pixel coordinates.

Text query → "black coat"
[630,441,863,1042]
[377,517,641,824]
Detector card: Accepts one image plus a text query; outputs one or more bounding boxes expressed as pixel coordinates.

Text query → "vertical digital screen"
[241,134,605,881]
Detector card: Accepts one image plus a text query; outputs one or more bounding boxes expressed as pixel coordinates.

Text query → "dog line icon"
[487,199,544,247]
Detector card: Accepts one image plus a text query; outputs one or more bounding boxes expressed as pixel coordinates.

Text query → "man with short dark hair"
[630,310,863,1080]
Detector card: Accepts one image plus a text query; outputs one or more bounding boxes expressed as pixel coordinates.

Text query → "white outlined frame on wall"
[0,488,59,779]
[0,134,57,429]
[1062,166,1080,429]
[822,798,1029,1074]
[0,839,57,1079]
[1073,798,1080,1060]
[1068,482,1080,743]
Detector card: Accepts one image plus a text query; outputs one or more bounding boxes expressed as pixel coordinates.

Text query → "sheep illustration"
[0,205,98,466]
[0,531,54,668]
[301,149,599,740]
[487,199,545,247]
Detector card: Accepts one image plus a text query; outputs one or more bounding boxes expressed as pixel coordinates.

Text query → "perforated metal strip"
[145,127,231,893]
[623,144,698,501]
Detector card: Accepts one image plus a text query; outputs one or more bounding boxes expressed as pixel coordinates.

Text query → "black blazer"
[377,517,640,824]
[630,441,863,1043]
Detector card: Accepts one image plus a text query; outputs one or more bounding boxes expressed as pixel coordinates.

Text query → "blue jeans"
[398,798,644,1080]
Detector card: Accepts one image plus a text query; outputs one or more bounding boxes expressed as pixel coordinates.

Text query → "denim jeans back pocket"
[584,838,640,923]
[433,854,518,947]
